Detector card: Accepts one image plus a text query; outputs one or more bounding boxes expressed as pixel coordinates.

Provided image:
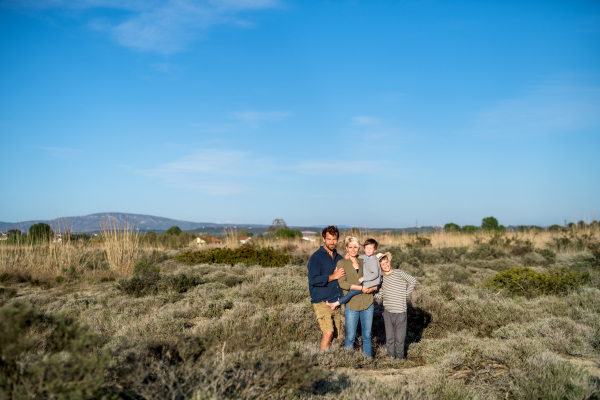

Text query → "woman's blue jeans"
[344,301,374,357]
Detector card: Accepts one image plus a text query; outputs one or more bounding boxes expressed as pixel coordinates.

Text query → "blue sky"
[1,0,599,228]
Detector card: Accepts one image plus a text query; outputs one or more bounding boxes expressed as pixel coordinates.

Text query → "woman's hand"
[358,277,364,283]
[344,252,351,260]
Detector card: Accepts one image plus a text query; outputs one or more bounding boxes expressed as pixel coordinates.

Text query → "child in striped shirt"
[373,252,417,359]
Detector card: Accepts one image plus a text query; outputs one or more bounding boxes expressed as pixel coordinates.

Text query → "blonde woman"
[333,236,377,357]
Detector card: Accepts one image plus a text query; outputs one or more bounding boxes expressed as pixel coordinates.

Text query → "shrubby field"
[1,225,600,399]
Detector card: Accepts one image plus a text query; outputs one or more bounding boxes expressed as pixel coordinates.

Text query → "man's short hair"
[363,238,378,250]
[321,226,339,239]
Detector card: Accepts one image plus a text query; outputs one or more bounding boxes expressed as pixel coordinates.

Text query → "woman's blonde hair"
[344,235,360,248]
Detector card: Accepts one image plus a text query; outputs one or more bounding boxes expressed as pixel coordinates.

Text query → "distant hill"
[0,213,267,233]
[0,212,442,234]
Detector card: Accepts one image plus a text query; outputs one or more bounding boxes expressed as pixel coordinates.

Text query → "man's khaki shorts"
[312,302,341,338]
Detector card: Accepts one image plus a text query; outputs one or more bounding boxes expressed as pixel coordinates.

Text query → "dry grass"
[1,226,599,398]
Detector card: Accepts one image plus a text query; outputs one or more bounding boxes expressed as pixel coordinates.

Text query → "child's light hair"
[344,235,360,248]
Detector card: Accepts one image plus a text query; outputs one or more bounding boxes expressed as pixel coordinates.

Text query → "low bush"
[439,265,472,285]
[290,252,311,266]
[176,244,292,267]
[206,273,247,288]
[509,352,596,400]
[439,247,468,263]
[511,245,533,257]
[484,267,590,298]
[404,235,432,249]
[166,273,205,293]
[116,271,162,297]
[117,261,246,296]
[0,302,111,400]
[251,277,308,307]
[521,252,548,267]
[535,248,557,264]
[467,244,507,261]
[388,247,441,268]
[133,256,161,275]
[200,300,234,318]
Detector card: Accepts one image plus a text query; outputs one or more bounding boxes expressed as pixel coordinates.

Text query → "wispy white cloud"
[137,148,401,194]
[352,116,379,126]
[8,0,282,54]
[137,148,274,195]
[470,84,600,137]
[230,110,291,127]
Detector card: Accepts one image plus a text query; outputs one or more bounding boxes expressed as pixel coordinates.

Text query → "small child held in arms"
[374,252,417,359]
[326,238,382,310]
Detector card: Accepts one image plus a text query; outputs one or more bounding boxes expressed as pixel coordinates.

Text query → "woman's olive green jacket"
[337,258,374,311]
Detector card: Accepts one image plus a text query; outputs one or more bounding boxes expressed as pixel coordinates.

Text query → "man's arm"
[307,257,329,287]
[308,256,345,287]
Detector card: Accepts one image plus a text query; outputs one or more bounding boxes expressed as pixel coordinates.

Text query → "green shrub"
[444,223,460,233]
[206,273,247,287]
[388,247,441,268]
[0,273,11,283]
[439,265,472,285]
[166,225,182,235]
[535,248,557,264]
[166,273,205,293]
[133,256,160,275]
[55,275,65,284]
[116,271,161,297]
[28,222,54,242]
[509,353,596,400]
[0,302,110,400]
[522,252,548,267]
[275,228,302,239]
[251,278,308,306]
[200,300,234,318]
[511,245,533,257]
[461,225,478,233]
[481,216,499,231]
[467,244,506,261]
[176,244,292,267]
[439,247,468,263]
[484,267,590,298]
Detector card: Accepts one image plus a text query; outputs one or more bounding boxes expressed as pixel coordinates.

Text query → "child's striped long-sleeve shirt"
[374,269,417,313]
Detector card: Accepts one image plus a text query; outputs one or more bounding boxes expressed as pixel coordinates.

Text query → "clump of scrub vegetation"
[176,244,292,267]
[484,267,591,297]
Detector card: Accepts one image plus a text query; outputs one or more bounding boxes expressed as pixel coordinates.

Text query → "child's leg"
[394,312,408,359]
[326,283,363,310]
[382,310,395,358]
[337,289,363,305]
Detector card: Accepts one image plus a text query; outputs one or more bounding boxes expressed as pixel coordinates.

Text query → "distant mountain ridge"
[0,212,437,234]
[0,213,268,233]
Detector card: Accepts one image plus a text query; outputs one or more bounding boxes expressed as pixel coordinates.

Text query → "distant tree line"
[444,217,599,233]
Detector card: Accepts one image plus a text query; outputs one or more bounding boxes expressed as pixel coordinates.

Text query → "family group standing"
[307,226,417,358]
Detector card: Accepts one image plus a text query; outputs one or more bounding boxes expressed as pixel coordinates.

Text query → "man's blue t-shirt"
[307,246,343,303]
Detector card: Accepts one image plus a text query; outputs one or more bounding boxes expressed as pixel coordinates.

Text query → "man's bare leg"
[320,331,334,351]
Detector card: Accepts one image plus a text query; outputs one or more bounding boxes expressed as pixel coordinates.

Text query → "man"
[307,225,346,350]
